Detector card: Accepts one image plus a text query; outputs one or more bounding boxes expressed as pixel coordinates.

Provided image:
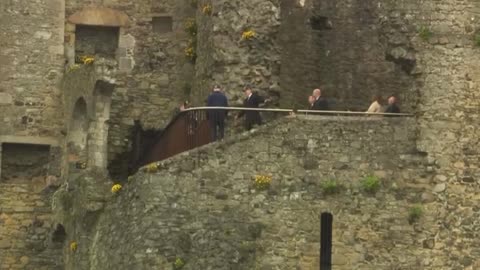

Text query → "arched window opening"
[320,212,333,270]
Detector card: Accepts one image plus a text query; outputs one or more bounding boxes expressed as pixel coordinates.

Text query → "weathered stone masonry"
[0,1,65,268]
[0,0,479,269]
[55,117,478,269]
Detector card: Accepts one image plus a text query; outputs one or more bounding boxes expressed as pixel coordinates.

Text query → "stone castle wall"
[0,0,65,138]
[413,1,480,264]
[0,1,65,268]
[194,0,282,106]
[194,0,420,110]
[279,0,419,110]
[0,0,479,269]
[0,183,63,270]
[61,0,197,179]
[55,116,480,269]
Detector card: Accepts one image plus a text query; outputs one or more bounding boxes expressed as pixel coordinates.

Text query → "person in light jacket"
[366,95,384,114]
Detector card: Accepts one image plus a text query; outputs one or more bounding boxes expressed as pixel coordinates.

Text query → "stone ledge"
[68,7,130,27]
[0,136,60,146]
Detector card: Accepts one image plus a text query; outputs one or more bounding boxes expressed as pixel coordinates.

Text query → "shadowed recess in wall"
[0,143,51,182]
[52,224,67,244]
[310,16,332,30]
[75,25,120,59]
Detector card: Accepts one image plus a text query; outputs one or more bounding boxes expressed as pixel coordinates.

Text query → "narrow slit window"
[320,212,333,270]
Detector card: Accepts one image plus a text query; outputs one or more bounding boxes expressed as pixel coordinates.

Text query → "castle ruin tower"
[0,1,66,268]
[0,0,66,181]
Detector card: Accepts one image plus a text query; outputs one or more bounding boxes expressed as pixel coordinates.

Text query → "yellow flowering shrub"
[76,55,95,65]
[67,64,80,73]
[144,162,159,173]
[111,184,122,194]
[70,241,77,252]
[185,46,195,60]
[242,30,256,40]
[202,4,212,15]
[254,174,272,190]
[174,257,185,269]
[82,56,95,65]
[184,18,197,35]
[184,18,197,62]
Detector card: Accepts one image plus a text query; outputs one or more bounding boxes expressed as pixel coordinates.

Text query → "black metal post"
[320,212,333,270]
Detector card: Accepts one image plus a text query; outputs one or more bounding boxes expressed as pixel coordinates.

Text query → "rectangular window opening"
[75,25,120,60]
[1,143,51,182]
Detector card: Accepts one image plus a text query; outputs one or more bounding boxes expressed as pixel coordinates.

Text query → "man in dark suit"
[237,86,266,130]
[312,88,329,110]
[207,85,229,141]
[385,95,401,116]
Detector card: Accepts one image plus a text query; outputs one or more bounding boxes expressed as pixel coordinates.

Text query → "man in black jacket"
[207,85,229,141]
[385,95,401,116]
[237,86,266,130]
[312,88,329,110]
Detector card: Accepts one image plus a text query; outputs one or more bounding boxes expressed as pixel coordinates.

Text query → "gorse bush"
[174,257,185,269]
[360,175,380,193]
[254,175,272,190]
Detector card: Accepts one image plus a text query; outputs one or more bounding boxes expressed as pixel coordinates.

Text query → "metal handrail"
[130,106,414,174]
[183,106,414,117]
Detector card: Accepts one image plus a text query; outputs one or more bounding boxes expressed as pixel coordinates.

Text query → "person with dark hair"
[385,95,401,116]
[207,85,229,141]
[237,85,267,130]
[366,95,384,113]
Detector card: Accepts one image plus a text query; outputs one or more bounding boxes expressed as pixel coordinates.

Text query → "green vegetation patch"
[360,175,380,194]
[321,179,342,195]
[408,205,423,224]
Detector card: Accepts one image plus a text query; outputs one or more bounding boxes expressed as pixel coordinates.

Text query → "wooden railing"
[129,107,414,174]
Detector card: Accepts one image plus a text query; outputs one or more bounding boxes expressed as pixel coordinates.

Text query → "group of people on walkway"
[306,88,401,114]
[204,85,402,142]
[366,95,401,114]
[206,85,269,141]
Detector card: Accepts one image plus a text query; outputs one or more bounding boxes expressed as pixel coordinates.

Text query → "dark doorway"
[320,212,333,270]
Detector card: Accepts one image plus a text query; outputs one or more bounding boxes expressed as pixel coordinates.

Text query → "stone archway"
[67,98,88,166]
[87,81,114,170]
